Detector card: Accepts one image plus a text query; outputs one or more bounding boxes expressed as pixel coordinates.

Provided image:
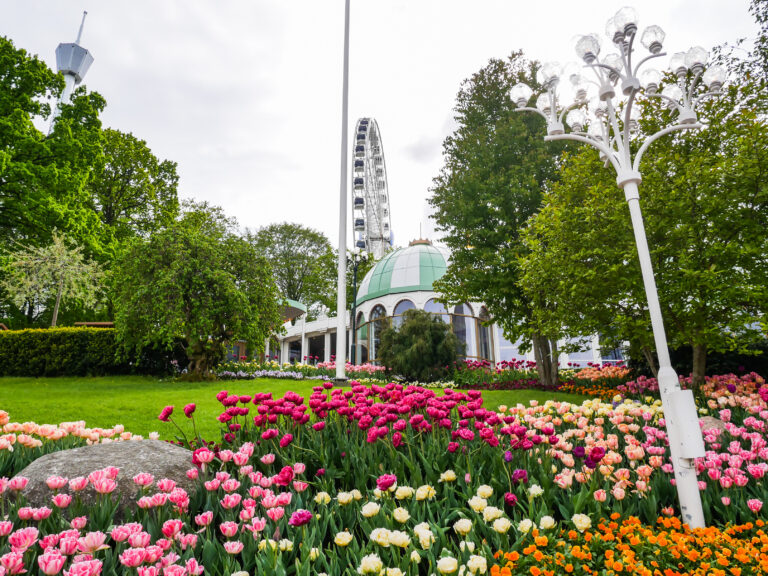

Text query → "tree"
[0,37,106,257]
[247,223,336,319]
[1,232,104,327]
[377,309,459,382]
[521,67,768,383]
[88,128,179,247]
[428,52,566,386]
[113,202,282,376]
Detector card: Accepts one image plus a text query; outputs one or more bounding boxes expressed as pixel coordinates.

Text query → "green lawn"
[0,376,589,440]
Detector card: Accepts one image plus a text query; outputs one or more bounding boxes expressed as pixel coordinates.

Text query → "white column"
[324,332,332,363]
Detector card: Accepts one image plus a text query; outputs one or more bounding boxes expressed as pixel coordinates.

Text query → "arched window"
[453,303,474,316]
[392,299,415,328]
[353,312,368,365]
[424,298,449,323]
[478,306,493,361]
[369,305,388,362]
[452,303,477,358]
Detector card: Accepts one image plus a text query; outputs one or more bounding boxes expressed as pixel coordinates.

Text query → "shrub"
[0,327,186,376]
[377,308,460,382]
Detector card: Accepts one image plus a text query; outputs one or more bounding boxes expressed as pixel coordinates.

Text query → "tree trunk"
[692,343,707,388]
[642,346,659,378]
[51,274,64,327]
[548,338,559,387]
[532,333,558,388]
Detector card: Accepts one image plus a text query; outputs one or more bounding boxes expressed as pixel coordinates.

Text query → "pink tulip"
[185,558,204,576]
[0,522,12,537]
[157,479,176,493]
[132,473,154,487]
[33,507,52,521]
[748,499,763,513]
[186,468,198,480]
[220,493,242,510]
[69,477,88,491]
[183,404,196,418]
[157,406,174,422]
[8,527,39,552]
[161,520,183,539]
[38,550,66,575]
[1,551,26,575]
[194,512,213,527]
[128,532,151,548]
[266,507,284,521]
[9,477,28,491]
[46,476,68,490]
[92,478,116,495]
[137,566,159,576]
[17,507,33,520]
[119,548,146,568]
[288,509,312,527]
[219,522,239,538]
[223,541,244,554]
[52,494,72,509]
[63,559,102,576]
[593,489,607,502]
[77,532,109,554]
[59,537,79,555]
[721,496,731,506]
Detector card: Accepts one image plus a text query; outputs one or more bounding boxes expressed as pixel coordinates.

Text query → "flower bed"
[215,360,387,382]
[0,372,766,574]
[491,514,768,576]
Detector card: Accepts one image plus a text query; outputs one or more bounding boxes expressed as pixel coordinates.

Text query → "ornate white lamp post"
[510,6,726,528]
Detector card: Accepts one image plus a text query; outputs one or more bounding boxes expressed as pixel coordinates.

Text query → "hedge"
[0,328,187,377]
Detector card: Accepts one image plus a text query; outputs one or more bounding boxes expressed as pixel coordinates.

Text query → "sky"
[1,1,759,249]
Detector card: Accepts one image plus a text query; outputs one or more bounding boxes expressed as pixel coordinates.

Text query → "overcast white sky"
[1,1,758,248]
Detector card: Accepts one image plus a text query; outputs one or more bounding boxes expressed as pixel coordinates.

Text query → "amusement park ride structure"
[351,118,393,260]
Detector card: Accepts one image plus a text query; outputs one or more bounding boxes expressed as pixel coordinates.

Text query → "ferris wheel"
[352,118,392,260]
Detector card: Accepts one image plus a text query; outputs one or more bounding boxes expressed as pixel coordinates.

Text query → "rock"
[700,416,727,433]
[12,440,195,517]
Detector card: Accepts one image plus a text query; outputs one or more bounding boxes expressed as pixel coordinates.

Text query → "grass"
[0,376,590,441]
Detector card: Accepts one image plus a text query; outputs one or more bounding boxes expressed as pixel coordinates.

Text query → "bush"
[0,327,186,377]
[377,308,460,382]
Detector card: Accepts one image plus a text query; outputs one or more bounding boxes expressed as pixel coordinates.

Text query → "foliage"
[247,222,336,319]
[1,232,104,326]
[113,202,282,376]
[521,69,768,381]
[0,37,106,258]
[348,249,376,312]
[428,52,566,387]
[0,327,124,376]
[88,128,180,248]
[0,327,186,377]
[377,309,459,382]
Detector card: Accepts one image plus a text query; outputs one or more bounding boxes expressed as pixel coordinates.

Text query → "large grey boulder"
[13,440,195,516]
[700,416,727,434]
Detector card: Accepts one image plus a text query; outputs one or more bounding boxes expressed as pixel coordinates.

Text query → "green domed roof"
[356,241,450,306]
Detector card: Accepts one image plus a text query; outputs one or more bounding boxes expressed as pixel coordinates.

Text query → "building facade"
[275,240,619,367]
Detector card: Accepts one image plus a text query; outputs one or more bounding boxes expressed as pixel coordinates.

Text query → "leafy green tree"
[521,69,768,383]
[1,232,104,327]
[377,309,459,382]
[428,52,566,386]
[0,37,106,257]
[247,222,336,319]
[113,202,282,376]
[88,128,179,246]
